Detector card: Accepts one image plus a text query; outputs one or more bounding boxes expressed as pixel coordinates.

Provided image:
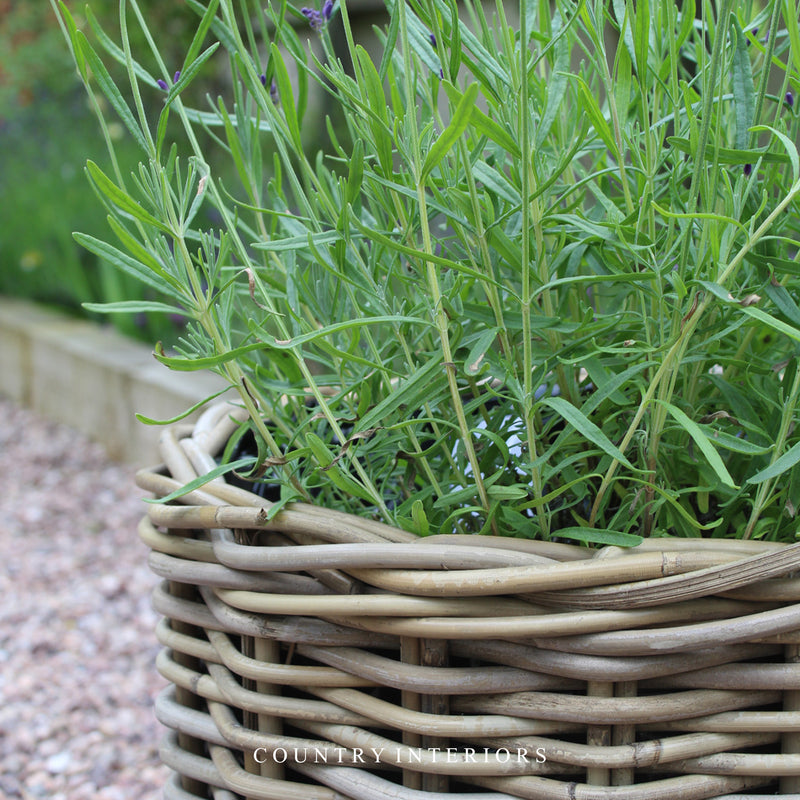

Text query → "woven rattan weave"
[137,403,800,799]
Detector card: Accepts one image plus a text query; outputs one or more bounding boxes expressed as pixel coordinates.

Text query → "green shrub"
[57,0,800,544]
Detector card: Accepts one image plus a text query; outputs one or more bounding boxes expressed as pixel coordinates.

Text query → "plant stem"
[519,0,548,537]
[743,360,800,539]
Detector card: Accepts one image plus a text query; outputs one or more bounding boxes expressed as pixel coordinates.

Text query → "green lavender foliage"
[54,0,800,544]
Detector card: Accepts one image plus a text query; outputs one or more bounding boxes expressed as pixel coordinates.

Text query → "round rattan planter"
[137,403,800,800]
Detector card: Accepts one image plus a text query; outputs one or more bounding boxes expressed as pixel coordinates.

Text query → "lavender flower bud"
[173,71,181,84]
[322,0,333,20]
[260,73,267,86]
[786,91,795,108]
[270,81,279,105]
[744,163,752,176]
[301,7,324,31]
[429,32,436,47]
[156,79,169,91]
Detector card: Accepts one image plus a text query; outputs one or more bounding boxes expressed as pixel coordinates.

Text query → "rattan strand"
[140,402,800,799]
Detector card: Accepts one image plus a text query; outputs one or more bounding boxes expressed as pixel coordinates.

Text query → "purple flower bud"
[301,7,324,31]
[270,81,279,105]
[173,71,181,84]
[744,163,752,176]
[156,79,169,91]
[260,73,267,86]
[786,91,795,108]
[322,0,334,20]
[429,32,436,47]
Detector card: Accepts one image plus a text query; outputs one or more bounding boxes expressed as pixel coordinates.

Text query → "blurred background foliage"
[0,0,200,345]
[0,0,378,346]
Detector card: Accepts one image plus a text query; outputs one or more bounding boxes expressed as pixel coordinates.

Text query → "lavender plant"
[53,0,800,545]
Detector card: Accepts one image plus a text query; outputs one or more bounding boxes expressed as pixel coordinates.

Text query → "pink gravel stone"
[0,399,169,797]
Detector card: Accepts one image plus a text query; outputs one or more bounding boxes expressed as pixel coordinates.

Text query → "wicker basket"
[137,403,800,800]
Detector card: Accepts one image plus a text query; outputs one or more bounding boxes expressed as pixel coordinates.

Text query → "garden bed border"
[0,296,225,465]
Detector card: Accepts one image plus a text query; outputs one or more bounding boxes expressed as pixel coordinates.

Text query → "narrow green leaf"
[784,0,800,81]
[306,432,336,465]
[575,76,618,157]
[57,1,87,79]
[83,5,155,85]
[611,0,636,67]
[434,484,482,509]
[183,106,272,132]
[464,328,499,375]
[157,45,220,153]
[155,342,267,370]
[217,97,251,195]
[652,204,748,235]
[270,42,302,152]
[419,0,507,85]
[252,230,345,252]
[165,43,220,105]
[634,0,649,79]
[486,485,528,501]
[696,279,736,303]
[135,387,231,425]
[446,0,461,83]
[703,428,771,456]
[765,282,800,327]
[378,0,401,81]
[75,32,149,154]
[750,124,800,184]
[155,104,170,161]
[146,457,257,503]
[519,473,603,511]
[411,499,430,535]
[356,356,443,432]
[747,440,800,484]
[421,83,478,180]
[611,39,631,143]
[248,315,427,350]
[185,0,239,54]
[656,400,738,488]
[305,433,376,502]
[555,527,643,547]
[667,137,789,165]
[85,161,172,233]
[676,0,695,50]
[731,17,755,151]
[624,477,723,531]
[348,217,504,287]
[402,4,444,75]
[73,232,178,294]
[441,83,520,157]
[182,0,220,68]
[355,47,393,174]
[540,396,636,470]
[472,161,520,204]
[82,300,188,315]
[742,306,800,343]
[346,138,364,206]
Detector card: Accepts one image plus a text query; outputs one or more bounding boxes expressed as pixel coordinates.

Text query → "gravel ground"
[0,398,171,798]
